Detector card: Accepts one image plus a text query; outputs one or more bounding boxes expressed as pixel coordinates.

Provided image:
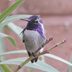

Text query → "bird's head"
[24,15,43,24]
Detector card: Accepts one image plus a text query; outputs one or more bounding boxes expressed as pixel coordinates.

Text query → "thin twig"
[35,37,53,54]
[15,40,66,72]
[48,40,66,51]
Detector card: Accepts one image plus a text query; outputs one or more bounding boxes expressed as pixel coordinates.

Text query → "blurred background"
[1,0,72,72]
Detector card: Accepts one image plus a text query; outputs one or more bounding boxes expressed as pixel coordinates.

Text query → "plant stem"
[15,40,66,72]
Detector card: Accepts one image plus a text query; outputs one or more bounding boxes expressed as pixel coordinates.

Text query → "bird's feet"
[31,53,38,63]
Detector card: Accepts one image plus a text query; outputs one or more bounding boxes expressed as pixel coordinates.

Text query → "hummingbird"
[22,15,46,63]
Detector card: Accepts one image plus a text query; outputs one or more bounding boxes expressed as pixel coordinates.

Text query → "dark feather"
[28,51,38,63]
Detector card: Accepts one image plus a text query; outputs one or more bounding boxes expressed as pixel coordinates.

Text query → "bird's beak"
[20,18,30,22]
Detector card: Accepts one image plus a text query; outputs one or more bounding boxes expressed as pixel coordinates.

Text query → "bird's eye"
[35,21,38,23]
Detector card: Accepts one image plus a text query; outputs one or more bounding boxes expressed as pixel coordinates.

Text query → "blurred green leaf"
[45,54,72,66]
[7,23,23,38]
[0,15,32,28]
[1,64,13,72]
[1,48,72,66]
[0,0,23,23]
[0,57,59,72]
[3,15,32,23]
[67,55,72,72]
[0,0,25,72]
[0,50,27,56]
[6,36,16,47]
[0,32,16,46]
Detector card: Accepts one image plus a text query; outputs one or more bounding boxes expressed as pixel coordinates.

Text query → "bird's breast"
[23,30,46,53]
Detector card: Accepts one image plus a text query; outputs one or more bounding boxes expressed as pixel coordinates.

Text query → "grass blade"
[45,54,72,66]
[0,57,59,72]
[0,0,24,23]
[1,64,13,72]
[0,50,27,56]
[0,32,16,46]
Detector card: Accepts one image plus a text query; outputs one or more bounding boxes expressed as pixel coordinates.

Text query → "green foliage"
[0,57,59,72]
[0,0,24,72]
[6,36,16,47]
[1,15,32,28]
[0,0,23,23]
[0,32,16,47]
[1,64,13,72]
[0,50,26,56]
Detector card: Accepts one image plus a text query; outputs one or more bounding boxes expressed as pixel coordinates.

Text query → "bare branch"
[15,40,66,72]
[35,37,53,54]
[48,40,66,52]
